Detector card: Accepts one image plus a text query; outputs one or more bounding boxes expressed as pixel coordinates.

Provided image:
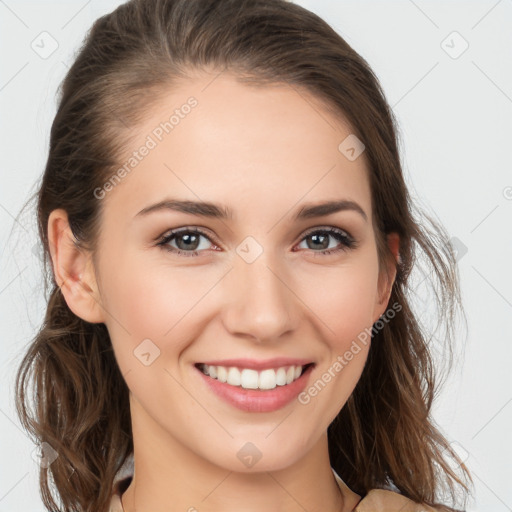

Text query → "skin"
[48,70,399,512]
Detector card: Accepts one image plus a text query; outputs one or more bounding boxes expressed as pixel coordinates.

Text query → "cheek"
[98,248,221,373]
[100,246,208,334]
[299,272,376,424]
[300,255,379,349]
[295,254,378,412]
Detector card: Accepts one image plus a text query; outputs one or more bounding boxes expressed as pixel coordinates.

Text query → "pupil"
[309,233,328,250]
[178,233,199,251]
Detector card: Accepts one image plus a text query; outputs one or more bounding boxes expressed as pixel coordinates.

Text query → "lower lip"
[195,365,314,413]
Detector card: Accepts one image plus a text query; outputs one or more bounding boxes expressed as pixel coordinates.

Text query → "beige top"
[109,468,442,512]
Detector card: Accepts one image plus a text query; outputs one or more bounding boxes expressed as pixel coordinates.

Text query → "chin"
[200,432,314,474]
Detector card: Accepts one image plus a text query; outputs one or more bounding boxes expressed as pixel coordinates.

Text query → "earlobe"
[47,209,105,324]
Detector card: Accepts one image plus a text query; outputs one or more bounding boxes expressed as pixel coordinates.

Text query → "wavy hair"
[14,0,473,510]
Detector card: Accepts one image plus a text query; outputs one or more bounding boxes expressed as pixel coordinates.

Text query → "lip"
[194,362,315,413]
[197,357,314,371]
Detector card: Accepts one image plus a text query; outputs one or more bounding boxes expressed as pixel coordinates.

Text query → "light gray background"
[1,0,511,510]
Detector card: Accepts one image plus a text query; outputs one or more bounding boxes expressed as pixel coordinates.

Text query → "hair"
[14,0,473,511]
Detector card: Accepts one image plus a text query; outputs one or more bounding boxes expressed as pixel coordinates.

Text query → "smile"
[194,360,316,413]
[195,363,314,390]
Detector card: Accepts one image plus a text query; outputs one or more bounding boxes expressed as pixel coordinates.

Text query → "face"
[83,71,397,472]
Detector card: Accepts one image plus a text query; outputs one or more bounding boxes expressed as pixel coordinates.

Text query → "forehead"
[100,72,372,227]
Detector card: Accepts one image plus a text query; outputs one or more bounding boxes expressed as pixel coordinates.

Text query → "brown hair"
[14,0,473,511]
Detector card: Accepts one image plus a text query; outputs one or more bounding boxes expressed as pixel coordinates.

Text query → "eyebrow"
[135,198,368,222]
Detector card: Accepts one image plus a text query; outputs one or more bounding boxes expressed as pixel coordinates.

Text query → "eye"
[156,226,357,258]
[156,227,217,257]
[295,227,357,255]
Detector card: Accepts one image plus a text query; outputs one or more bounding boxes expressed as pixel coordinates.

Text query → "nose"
[221,251,300,343]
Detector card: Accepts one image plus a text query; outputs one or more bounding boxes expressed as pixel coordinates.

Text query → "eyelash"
[156,226,357,258]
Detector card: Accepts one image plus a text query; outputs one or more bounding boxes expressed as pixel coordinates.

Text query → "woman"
[15,0,473,511]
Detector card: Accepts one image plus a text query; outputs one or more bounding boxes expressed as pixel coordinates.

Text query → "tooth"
[217,366,228,383]
[202,363,309,388]
[275,367,287,386]
[240,369,259,389]
[227,367,241,386]
[258,369,277,390]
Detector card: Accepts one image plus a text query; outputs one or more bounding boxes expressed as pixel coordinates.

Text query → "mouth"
[194,362,315,391]
[194,360,316,412]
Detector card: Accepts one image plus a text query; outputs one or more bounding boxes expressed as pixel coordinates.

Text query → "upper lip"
[196,357,315,371]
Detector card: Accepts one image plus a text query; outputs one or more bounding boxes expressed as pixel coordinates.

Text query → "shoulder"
[333,468,446,512]
[355,488,447,512]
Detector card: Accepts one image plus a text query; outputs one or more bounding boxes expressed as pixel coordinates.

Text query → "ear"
[372,232,400,323]
[47,208,105,324]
